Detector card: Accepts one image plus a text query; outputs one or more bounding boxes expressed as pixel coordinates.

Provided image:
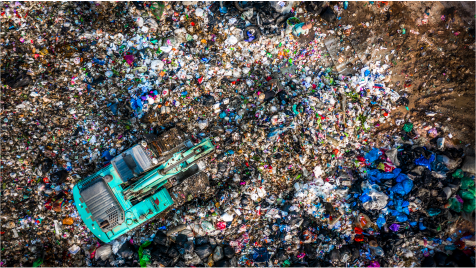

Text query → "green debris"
[402,122,413,133]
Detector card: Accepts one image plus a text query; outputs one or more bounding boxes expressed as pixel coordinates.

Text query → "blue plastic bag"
[376,215,386,228]
[419,222,426,230]
[252,247,270,262]
[109,103,118,115]
[391,178,413,196]
[395,173,408,183]
[367,168,401,183]
[102,150,114,161]
[395,200,409,214]
[365,148,382,163]
[391,183,406,196]
[396,214,408,222]
[92,58,105,66]
[359,194,371,203]
[415,154,436,171]
[426,208,441,217]
[402,179,413,194]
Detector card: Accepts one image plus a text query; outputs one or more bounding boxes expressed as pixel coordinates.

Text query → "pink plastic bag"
[216,221,226,230]
[124,55,134,66]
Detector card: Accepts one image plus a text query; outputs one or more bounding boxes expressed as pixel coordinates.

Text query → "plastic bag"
[448,197,462,213]
[194,244,213,259]
[396,214,408,222]
[460,189,475,200]
[7,73,32,89]
[365,148,382,163]
[198,119,209,130]
[427,208,441,217]
[367,168,401,182]
[362,190,388,210]
[269,1,293,14]
[391,179,413,196]
[69,245,81,255]
[461,156,476,174]
[184,241,194,255]
[252,247,270,262]
[95,244,112,261]
[213,246,224,261]
[150,2,165,20]
[463,198,476,213]
[415,154,435,171]
[216,221,226,230]
[461,177,475,190]
[376,215,386,229]
[62,217,74,225]
[117,241,134,259]
[221,212,234,222]
[111,236,127,254]
[243,26,261,43]
[453,169,465,178]
[385,148,400,166]
[138,241,152,267]
[402,122,413,133]
[320,6,337,22]
[32,258,43,268]
[201,221,215,232]
[153,231,168,245]
[224,245,235,259]
[175,234,188,246]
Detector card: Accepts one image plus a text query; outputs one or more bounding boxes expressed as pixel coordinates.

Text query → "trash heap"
[1,1,474,267]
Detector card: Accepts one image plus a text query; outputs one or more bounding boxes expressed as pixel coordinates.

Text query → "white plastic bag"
[221,212,234,222]
[95,244,112,261]
[69,245,81,255]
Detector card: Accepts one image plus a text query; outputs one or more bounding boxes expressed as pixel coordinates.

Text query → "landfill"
[1,1,475,267]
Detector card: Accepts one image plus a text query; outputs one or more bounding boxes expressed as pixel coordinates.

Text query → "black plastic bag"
[275,14,292,28]
[8,74,32,89]
[175,234,188,246]
[320,6,337,22]
[329,248,340,263]
[153,231,168,246]
[262,90,276,102]
[167,247,179,258]
[304,244,317,259]
[305,1,327,14]
[72,127,83,137]
[277,90,290,104]
[194,244,213,259]
[38,158,53,174]
[194,236,208,246]
[214,258,230,267]
[433,252,447,266]
[50,169,68,184]
[308,259,322,267]
[223,245,235,259]
[201,94,215,106]
[117,242,134,259]
[183,241,194,255]
[421,256,436,267]
[396,97,410,106]
[156,244,168,255]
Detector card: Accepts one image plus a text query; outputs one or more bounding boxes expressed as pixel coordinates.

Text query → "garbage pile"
[1,1,474,267]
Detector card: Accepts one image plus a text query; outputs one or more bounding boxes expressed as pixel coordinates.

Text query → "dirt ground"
[347,1,475,150]
[299,1,475,151]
